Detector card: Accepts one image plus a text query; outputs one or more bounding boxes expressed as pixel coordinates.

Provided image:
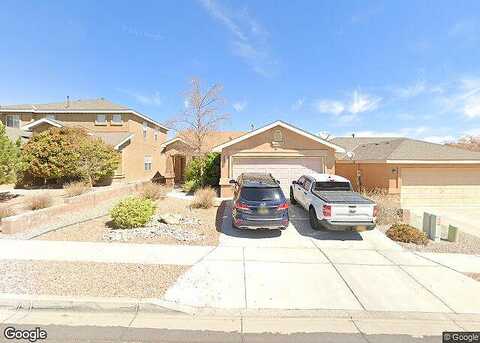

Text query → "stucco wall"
[335,162,399,193]
[219,125,336,197]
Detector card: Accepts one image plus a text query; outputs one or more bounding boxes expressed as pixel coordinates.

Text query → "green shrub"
[182,179,199,193]
[386,224,429,245]
[21,127,120,186]
[185,153,220,190]
[0,122,22,185]
[110,197,156,229]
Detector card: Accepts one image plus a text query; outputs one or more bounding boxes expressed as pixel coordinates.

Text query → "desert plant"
[386,224,429,245]
[21,127,120,185]
[0,207,15,220]
[0,122,22,185]
[110,197,156,229]
[361,188,402,225]
[190,187,216,209]
[141,182,167,201]
[27,193,53,211]
[182,179,199,193]
[63,181,91,197]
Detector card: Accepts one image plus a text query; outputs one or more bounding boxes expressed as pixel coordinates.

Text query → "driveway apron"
[164,201,480,313]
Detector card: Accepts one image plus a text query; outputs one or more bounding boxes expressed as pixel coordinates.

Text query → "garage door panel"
[401,168,480,208]
[232,157,325,195]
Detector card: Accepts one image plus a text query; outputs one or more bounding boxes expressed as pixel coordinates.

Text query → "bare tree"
[168,77,229,155]
[447,136,480,152]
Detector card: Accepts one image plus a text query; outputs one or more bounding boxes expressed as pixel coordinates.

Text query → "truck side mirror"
[229,179,237,184]
[292,180,297,185]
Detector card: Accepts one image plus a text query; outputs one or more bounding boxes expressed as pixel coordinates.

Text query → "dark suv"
[230,173,289,230]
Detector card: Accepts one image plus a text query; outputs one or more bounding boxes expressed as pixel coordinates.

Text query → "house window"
[112,114,122,125]
[6,115,20,128]
[95,114,107,125]
[46,114,56,120]
[154,128,159,141]
[144,155,152,171]
[143,122,148,139]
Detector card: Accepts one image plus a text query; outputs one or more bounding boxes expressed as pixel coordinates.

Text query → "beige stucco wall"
[219,125,336,197]
[335,162,400,193]
[400,165,480,208]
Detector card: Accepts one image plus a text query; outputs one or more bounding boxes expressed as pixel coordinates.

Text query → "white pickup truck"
[290,173,378,231]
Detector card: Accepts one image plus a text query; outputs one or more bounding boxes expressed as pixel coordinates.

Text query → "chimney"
[352,133,355,138]
[250,123,255,131]
[65,96,70,108]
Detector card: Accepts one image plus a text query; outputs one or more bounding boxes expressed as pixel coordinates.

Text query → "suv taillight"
[235,201,250,210]
[322,205,332,218]
[277,202,289,211]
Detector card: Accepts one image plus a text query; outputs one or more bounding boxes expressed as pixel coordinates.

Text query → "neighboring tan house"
[331,136,480,208]
[0,98,169,183]
[161,131,246,184]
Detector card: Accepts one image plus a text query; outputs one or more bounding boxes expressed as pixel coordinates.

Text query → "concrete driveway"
[164,201,480,314]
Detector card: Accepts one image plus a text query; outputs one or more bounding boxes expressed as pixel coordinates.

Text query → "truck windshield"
[240,187,284,201]
[314,181,352,192]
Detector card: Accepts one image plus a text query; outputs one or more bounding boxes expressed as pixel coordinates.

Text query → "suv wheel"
[309,207,321,230]
[290,187,297,205]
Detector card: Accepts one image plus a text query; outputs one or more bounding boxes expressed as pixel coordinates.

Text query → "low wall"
[1,182,149,235]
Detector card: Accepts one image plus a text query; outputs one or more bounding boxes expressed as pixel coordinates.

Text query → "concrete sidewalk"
[416,252,480,273]
[0,239,214,265]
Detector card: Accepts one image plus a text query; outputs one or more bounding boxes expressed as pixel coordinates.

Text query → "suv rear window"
[240,187,284,201]
[314,181,351,192]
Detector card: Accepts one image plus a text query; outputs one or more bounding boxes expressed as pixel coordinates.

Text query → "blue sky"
[1,0,480,142]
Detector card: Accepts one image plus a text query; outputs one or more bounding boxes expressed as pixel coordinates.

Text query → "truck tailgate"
[331,204,374,222]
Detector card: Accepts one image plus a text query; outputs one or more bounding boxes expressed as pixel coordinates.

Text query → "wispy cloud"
[232,100,247,112]
[448,19,479,44]
[122,25,163,41]
[199,0,276,76]
[117,89,163,106]
[391,79,444,99]
[314,90,381,123]
[291,97,305,111]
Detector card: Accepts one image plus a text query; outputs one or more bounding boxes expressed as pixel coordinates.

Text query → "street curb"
[2,294,480,322]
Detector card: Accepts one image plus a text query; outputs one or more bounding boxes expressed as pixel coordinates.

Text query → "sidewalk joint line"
[311,239,367,311]
[351,318,373,343]
[242,247,248,310]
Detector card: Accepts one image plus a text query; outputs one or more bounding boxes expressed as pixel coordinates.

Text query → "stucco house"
[211,121,480,209]
[0,98,169,183]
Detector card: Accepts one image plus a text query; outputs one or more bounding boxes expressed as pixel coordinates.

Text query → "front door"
[173,156,186,184]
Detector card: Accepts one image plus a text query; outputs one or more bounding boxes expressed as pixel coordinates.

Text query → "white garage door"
[401,167,480,208]
[232,157,325,195]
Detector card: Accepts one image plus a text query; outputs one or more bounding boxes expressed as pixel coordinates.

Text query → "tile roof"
[90,131,133,149]
[176,130,247,153]
[332,137,480,161]
[0,98,129,111]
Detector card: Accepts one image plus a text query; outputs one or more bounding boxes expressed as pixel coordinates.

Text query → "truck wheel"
[309,207,321,230]
[290,187,297,205]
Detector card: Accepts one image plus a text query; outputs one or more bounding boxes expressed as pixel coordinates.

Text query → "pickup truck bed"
[312,190,374,205]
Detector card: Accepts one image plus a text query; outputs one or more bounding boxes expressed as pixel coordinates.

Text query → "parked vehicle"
[230,173,289,230]
[290,174,377,231]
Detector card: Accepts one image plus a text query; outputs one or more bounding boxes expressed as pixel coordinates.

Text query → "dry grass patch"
[0,207,15,220]
[141,182,168,201]
[386,223,428,245]
[27,193,53,211]
[190,187,216,209]
[63,181,91,197]
[362,189,402,225]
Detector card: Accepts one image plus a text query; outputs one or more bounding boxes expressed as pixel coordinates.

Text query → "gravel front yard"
[0,260,187,298]
[36,198,220,246]
[377,224,480,255]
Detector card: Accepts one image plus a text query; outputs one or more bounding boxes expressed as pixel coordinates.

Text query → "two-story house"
[0,98,169,183]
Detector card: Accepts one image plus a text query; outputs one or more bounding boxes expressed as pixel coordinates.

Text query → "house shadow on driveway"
[215,200,363,242]
[215,200,282,239]
[287,202,364,241]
